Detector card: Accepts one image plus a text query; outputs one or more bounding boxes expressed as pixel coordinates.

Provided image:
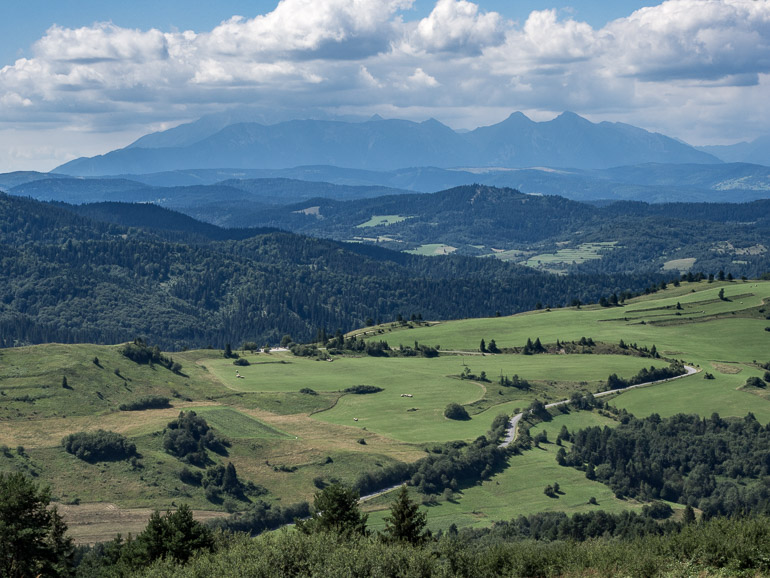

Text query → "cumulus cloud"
[604,0,770,82]
[1,0,770,171]
[405,0,506,54]
[202,0,413,57]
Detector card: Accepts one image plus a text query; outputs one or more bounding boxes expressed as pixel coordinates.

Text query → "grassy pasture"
[1,280,768,540]
[366,411,643,533]
[663,257,697,271]
[206,353,657,443]
[188,407,291,439]
[355,215,411,228]
[406,243,457,256]
[364,280,770,422]
[522,242,617,272]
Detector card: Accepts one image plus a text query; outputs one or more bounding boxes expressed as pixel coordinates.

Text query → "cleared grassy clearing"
[190,407,291,439]
[523,242,617,272]
[663,257,697,271]
[405,243,457,256]
[355,215,411,228]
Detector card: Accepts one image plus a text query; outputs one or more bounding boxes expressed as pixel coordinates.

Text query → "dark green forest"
[561,412,770,517]
[171,184,770,276]
[0,193,671,349]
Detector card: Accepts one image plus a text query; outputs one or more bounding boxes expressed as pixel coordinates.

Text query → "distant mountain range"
[697,135,770,166]
[53,112,720,176]
[5,161,770,209]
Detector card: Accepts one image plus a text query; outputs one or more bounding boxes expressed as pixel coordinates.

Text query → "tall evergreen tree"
[381,485,431,545]
[0,473,74,578]
[297,483,368,538]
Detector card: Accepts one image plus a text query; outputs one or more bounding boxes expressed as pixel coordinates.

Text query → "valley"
[2,279,768,543]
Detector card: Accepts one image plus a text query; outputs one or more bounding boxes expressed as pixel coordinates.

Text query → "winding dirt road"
[499,364,698,447]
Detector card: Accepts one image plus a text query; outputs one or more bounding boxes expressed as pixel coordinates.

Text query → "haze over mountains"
[2,111,769,210]
[55,112,719,176]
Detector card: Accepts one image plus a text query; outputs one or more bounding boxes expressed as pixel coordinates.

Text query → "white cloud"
[1,0,770,171]
[202,0,413,57]
[407,67,440,88]
[406,0,506,53]
[604,0,770,81]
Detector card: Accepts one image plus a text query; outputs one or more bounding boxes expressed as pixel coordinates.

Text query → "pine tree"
[683,504,696,524]
[479,339,486,353]
[297,483,368,538]
[0,473,74,577]
[381,485,430,545]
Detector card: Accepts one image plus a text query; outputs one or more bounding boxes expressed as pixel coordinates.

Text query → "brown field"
[57,502,228,544]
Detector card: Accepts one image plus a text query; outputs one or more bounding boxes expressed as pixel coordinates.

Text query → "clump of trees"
[61,430,137,462]
[499,373,531,389]
[75,504,215,574]
[162,411,229,466]
[606,361,685,390]
[120,338,183,374]
[118,395,170,411]
[343,385,383,394]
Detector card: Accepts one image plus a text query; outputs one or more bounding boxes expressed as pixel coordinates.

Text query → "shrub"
[233,358,250,366]
[179,467,203,486]
[62,430,136,462]
[343,385,383,394]
[444,403,470,421]
[299,388,317,395]
[745,376,766,388]
[119,396,171,411]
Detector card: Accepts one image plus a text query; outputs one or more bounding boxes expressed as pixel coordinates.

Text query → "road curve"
[355,365,698,501]
[499,364,698,448]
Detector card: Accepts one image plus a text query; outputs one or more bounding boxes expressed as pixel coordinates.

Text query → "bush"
[233,358,250,366]
[745,376,766,388]
[299,388,317,395]
[343,385,383,394]
[179,467,203,486]
[119,396,171,411]
[444,403,470,421]
[62,430,136,462]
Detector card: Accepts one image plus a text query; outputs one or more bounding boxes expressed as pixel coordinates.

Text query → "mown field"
[1,279,768,541]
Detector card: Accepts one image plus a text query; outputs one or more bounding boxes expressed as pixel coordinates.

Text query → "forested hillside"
[190,185,770,276]
[0,193,668,349]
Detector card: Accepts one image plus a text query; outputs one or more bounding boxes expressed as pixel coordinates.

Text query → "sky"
[1,0,769,173]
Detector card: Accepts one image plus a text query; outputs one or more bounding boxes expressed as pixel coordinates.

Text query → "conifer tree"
[381,485,430,545]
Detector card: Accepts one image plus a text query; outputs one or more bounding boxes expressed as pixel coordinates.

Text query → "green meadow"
[367,410,646,532]
[356,215,411,228]
[405,243,457,255]
[523,242,617,272]
[1,279,768,540]
[206,353,659,442]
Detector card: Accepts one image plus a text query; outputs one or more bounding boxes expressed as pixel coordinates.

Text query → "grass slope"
[1,280,768,540]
